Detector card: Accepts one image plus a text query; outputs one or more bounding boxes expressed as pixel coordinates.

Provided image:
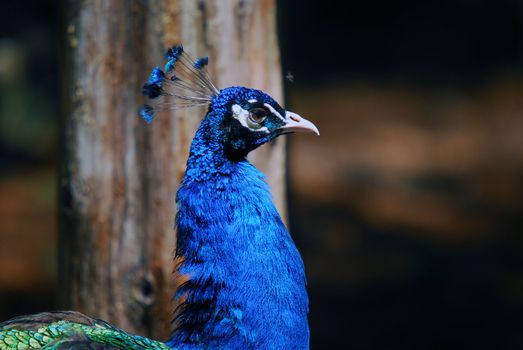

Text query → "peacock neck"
[169,120,309,349]
[182,118,232,184]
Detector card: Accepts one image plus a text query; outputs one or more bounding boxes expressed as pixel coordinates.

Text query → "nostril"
[289,114,301,122]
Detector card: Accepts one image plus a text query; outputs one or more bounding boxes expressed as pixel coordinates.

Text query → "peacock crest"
[140,45,219,123]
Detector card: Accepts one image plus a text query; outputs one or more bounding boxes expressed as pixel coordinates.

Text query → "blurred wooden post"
[60,0,284,341]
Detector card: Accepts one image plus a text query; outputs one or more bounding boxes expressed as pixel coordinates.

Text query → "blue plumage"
[141,67,165,99]
[139,45,218,123]
[139,104,155,124]
[168,86,312,349]
[193,56,209,69]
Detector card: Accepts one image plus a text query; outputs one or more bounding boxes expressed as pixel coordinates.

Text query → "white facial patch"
[263,103,285,121]
[231,104,270,133]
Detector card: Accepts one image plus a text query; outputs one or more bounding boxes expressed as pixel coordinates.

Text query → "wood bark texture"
[60,0,285,341]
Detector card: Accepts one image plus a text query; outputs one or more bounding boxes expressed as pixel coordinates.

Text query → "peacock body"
[0,46,318,350]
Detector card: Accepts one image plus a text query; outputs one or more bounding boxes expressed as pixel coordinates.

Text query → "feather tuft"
[164,60,175,73]
[139,45,219,123]
[141,67,165,99]
[148,67,165,85]
[139,104,155,124]
[165,45,184,60]
[193,56,209,69]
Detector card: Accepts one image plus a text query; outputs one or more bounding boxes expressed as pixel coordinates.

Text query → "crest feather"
[139,45,219,123]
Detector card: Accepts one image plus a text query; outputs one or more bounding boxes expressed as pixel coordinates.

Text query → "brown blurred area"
[1,0,523,349]
[287,81,523,348]
[0,0,58,314]
[0,0,59,317]
[0,169,57,313]
[290,80,523,244]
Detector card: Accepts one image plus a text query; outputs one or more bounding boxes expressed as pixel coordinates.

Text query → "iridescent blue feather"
[166,87,309,349]
[193,57,208,69]
[139,45,218,123]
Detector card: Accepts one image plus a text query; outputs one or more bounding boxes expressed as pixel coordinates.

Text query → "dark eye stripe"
[246,101,265,109]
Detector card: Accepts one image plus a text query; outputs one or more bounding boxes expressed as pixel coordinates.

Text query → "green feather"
[0,320,170,350]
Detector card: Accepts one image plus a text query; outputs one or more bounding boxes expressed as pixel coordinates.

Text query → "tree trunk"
[60,0,284,341]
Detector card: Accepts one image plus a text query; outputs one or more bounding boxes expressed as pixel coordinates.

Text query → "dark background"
[1,0,523,349]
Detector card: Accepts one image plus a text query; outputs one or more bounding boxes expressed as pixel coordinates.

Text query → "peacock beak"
[280,111,320,135]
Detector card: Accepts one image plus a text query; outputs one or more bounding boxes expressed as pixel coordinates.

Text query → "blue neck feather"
[168,106,309,349]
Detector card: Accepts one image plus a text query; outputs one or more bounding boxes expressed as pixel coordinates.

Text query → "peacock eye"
[247,108,268,129]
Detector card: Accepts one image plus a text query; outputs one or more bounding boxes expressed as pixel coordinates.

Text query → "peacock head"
[140,45,318,158]
[208,86,318,157]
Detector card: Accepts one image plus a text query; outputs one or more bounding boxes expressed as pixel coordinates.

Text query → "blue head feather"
[141,67,165,99]
[165,45,184,60]
[139,45,217,124]
[167,86,309,349]
[193,56,209,69]
[164,60,175,73]
[139,104,155,124]
[164,45,184,72]
[148,66,165,85]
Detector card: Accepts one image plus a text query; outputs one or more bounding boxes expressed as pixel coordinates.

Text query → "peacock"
[0,45,318,349]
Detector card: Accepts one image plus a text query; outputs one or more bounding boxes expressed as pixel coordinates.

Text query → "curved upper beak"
[280,111,320,135]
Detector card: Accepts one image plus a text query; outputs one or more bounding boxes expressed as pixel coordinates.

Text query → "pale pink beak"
[280,111,320,135]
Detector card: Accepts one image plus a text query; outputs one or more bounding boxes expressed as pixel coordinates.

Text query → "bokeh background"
[1,0,523,349]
